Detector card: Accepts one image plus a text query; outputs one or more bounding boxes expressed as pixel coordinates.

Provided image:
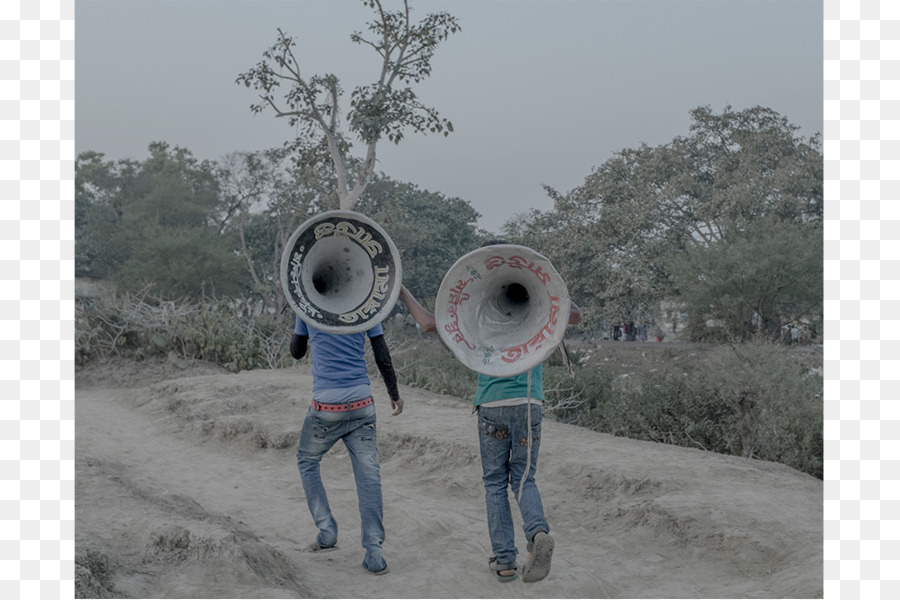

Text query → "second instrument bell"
[434,244,571,377]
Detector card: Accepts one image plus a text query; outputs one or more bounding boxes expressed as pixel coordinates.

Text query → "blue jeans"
[477,403,549,565]
[296,402,386,572]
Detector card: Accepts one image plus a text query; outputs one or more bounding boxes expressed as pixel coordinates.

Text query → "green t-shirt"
[473,365,544,406]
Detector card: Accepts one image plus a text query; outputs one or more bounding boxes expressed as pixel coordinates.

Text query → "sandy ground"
[75,357,823,599]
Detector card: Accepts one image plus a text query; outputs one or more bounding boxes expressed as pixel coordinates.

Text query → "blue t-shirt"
[473,365,544,407]
[295,317,383,392]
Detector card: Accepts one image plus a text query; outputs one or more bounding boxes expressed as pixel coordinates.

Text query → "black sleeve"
[369,334,400,403]
[290,333,308,360]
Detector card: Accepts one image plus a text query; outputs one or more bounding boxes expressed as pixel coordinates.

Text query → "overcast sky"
[75,0,823,233]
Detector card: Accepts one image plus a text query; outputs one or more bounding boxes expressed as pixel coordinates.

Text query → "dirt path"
[75,362,822,598]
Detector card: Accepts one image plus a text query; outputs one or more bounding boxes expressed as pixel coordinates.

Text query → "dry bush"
[550,339,822,478]
[75,289,293,372]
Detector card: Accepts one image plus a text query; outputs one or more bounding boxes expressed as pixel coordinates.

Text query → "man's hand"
[391,398,404,416]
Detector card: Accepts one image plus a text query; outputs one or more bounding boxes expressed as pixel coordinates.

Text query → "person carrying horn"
[399,243,581,584]
[290,315,404,576]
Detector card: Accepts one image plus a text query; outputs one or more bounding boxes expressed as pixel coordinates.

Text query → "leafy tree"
[114,225,249,299]
[668,218,823,340]
[505,105,823,338]
[236,0,459,211]
[75,151,130,278]
[75,143,252,299]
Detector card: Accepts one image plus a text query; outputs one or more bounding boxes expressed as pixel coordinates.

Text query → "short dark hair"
[480,239,509,248]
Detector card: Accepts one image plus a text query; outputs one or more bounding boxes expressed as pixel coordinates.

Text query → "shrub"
[550,339,823,478]
[522,339,821,478]
[542,365,618,427]
[75,290,293,372]
[605,372,738,453]
[689,339,823,477]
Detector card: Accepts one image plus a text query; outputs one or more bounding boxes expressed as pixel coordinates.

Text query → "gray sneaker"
[522,531,554,583]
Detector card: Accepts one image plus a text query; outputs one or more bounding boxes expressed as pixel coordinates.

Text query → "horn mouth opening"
[472,277,542,348]
[496,283,530,316]
[311,264,347,295]
[302,237,374,314]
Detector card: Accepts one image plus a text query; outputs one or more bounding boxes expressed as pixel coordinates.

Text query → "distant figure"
[655,325,665,342]
[791,326,800,346]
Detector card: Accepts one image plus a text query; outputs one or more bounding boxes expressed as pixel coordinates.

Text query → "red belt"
[312,397,374,412]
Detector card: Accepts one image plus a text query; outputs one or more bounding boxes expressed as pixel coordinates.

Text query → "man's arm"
[369,334,403,416]
[290,333,308,359]
[399,286,437,332]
